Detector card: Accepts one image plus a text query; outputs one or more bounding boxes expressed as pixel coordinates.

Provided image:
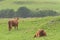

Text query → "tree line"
[0,7,59,18]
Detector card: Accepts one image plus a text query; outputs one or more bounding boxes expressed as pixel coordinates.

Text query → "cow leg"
[8,24,12,31]
[9,25,12,31]
[15,26,18,30]
[14,26,16,30]
[8,21,12,31]
[9,26,12,31]
[15,24,18,30]
[17,25,18,30]
[14,25,18,30]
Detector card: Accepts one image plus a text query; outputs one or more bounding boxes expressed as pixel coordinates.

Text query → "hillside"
[0,0,60,12]
[0,16,60,40]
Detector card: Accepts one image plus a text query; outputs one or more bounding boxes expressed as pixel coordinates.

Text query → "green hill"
[0,0,60,12]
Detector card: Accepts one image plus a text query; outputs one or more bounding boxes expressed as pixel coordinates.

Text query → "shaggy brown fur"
[8,18,19,31]
[34,29,46,38]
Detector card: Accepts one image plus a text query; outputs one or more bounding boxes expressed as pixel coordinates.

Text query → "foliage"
[0,7,59,18]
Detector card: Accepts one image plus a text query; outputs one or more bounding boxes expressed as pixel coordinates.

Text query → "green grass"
[0,0,60,40]
[0,0,60,12]
[0,16,60,40]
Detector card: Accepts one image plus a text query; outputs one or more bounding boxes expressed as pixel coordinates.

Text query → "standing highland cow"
[8,18,19,31]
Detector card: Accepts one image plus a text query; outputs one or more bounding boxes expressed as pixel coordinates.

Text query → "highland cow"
[34,29,46,38]
[8,18,19,31]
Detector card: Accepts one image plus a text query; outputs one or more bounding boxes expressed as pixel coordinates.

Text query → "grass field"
[0,0,60,40]
[0,0,60,12]
[0,16,60,40]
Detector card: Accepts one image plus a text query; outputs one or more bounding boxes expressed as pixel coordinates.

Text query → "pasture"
[0,0,60,40]
[0,0,60,12]
[0,16,60,40]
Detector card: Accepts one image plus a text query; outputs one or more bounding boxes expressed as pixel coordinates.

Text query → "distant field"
[0,16,60,40]
[0,0,60,12]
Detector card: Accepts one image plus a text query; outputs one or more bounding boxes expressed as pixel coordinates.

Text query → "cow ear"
[14,17,19,20]
[17,17,19,20]
[34,35,36,38]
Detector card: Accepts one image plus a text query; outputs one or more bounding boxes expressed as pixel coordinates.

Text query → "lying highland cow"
[34,29,46,38]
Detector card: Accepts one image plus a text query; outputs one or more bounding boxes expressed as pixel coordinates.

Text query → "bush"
[0,7,59,18]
